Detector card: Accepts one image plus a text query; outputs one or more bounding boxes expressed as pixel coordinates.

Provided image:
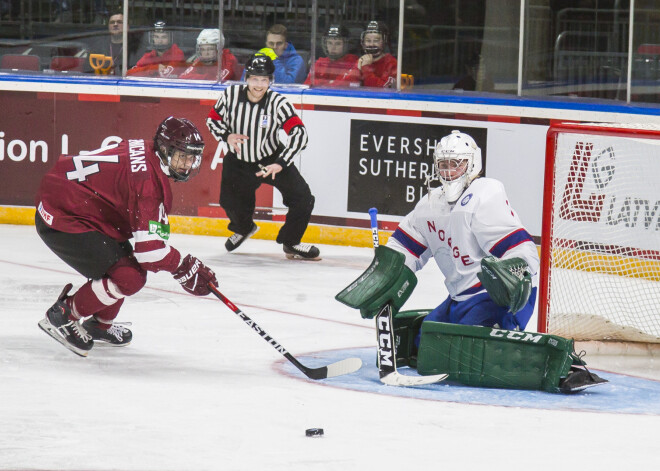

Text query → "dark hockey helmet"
[244,53,275,79]
[154,116,205,182]
[322,24,349,60]
[149,20,172,52]
[361,20,388,56]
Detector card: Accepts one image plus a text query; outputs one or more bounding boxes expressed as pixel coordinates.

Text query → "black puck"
[305,428,324,437]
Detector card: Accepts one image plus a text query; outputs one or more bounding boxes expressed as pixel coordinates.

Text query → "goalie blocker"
[336,246,606,393]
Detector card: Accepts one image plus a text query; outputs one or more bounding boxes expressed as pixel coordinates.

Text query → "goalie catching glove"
[477,256,532,314]
[173,254,218,296]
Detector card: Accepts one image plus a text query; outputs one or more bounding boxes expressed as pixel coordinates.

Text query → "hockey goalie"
[337,130,607,393]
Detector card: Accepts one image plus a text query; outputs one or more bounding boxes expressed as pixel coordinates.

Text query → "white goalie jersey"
[386,177,540,301]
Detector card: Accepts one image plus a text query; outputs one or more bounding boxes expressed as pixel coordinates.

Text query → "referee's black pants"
[219,153,315,246]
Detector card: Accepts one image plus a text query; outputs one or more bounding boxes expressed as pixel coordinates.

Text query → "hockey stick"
[368,207,447,386]
[208,284,362,380]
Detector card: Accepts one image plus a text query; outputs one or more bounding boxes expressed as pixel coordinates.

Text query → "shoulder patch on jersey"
[460,193,473,206]
[148,220,170,240]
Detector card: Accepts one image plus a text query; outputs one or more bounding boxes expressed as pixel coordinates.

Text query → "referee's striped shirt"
[206,84,308,166]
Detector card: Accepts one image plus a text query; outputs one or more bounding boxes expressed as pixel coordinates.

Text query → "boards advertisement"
[347,120,488,215]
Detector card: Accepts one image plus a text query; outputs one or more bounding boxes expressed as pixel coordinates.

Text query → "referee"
[206,53,320,260]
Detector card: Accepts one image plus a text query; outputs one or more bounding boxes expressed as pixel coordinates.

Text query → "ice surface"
[1,224,659,470]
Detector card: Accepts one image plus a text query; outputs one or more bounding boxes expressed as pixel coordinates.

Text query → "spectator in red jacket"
[304,24,359,88]
[358,20,397,88]
[179,28,238,82]
[128,21,186,78]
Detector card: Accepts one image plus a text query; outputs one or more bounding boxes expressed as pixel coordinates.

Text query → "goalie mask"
[154,116,205,182]
[196,28,224,64]
[322,24,349,60]
[433,130,482,202]
[361,20,387,56]
[149,21,172,53]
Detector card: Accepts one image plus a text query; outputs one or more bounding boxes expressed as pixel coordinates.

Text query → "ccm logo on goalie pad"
[490,329,542,343]
[377,310,394,367]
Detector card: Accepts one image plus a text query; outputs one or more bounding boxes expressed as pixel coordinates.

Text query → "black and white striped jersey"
[206,85,308,166]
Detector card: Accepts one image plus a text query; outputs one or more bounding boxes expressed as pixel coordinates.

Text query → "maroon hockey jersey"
[35,139,181,273]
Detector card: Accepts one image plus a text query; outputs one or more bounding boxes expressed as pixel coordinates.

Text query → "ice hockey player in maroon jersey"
[35,116,219,357]
[357,20,397,88]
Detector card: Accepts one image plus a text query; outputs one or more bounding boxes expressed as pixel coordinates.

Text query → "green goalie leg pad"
[392,310,430,368]
[335,245,417,319]
[416,322,578,392]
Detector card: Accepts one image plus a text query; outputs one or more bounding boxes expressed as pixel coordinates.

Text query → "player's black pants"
[219,153,315,246]
[35,213,133,280]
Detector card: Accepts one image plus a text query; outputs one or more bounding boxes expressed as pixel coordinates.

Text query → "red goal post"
[539,122,660,343]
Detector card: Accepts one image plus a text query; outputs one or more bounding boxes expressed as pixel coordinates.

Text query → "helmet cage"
[322,25,349,60]
[149,21,172,52]
[361,21,387,55]
[432,130,482,202]
[196,29,224,63]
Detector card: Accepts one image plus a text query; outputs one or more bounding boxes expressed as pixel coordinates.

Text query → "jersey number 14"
[66,153,120,182]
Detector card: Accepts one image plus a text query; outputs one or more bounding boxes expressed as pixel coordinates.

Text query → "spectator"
[179,28,239,82]
[128,21,185,78]
[357,20,397,88]
[84,12,139,75]
[304,24,360,87]
[264,24,306,84]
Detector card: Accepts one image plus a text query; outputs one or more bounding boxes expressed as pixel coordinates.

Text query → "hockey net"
[539,122,660,343]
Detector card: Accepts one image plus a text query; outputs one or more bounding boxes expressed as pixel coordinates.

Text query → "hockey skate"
[82,318,132,346]
[38,283,94,357]
[225,223,258,252]
[559,365,608,393]
[283,243,321,261]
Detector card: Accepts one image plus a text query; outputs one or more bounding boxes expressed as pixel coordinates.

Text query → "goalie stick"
[208,284,362,380]
[368,207,447,387]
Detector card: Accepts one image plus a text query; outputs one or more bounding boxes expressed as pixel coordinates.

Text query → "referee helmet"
[245,53,275,79]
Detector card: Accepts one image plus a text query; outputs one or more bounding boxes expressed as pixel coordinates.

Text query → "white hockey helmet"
[196,28,225,62]
[433,130,482,202]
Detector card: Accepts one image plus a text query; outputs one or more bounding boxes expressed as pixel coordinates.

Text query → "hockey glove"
[173,254,218,296]
[477,256,532,314]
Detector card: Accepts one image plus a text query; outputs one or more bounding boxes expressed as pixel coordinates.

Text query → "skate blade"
[38,318,90,357]
[94,339,131,347]
[285,254,322,261]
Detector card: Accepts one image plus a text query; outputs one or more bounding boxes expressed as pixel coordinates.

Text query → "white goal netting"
[544,123,660,343]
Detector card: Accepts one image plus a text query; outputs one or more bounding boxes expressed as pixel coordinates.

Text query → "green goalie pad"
[416,322,584,393]
[335,246,417,319]
[392,310,430,368]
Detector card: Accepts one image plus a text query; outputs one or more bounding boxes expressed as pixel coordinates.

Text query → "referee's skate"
[283,243,321,261]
